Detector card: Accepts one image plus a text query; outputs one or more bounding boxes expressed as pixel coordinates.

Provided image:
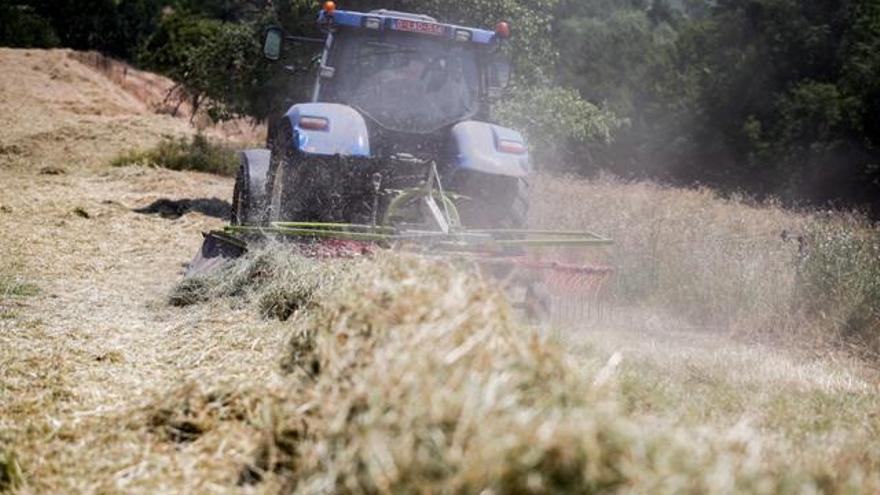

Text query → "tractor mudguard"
[451,121,530,178]
[283,103,370,157]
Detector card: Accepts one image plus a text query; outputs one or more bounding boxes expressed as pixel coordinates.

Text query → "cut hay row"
[169,245,879,494]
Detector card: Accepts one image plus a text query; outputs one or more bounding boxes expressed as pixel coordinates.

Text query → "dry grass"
[111,135,241,177]
[159,245,880,494]
[170,243,354,320]
[531,174,805,330]
[532,173,880,353]
[797,214,880,358]
[0,48,261,172]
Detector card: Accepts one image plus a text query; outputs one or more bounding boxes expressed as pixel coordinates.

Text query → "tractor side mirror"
[263,27,284,61]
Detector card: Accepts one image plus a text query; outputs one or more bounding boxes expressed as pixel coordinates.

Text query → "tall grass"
[798,214,880,357]
[532,174,880,350]
[111,134,238,176]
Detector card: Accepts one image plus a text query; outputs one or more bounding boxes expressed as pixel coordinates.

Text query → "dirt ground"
[1,48,877,493]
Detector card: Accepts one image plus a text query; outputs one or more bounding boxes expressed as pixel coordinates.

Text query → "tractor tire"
[265,123,352,223]
[231,150,271,226]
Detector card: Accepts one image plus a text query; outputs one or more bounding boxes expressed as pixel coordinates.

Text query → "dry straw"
[532,173,880,353]
[168,244,879,493]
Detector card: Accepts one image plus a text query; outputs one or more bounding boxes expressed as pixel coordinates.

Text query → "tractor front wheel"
[231,150,271,226]
[266,121,300,223]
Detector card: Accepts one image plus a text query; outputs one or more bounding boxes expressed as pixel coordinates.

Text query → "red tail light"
[498,139,526,154]
[299,116,329,131]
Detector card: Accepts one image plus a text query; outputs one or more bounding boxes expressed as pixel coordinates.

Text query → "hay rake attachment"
[190,221,614,325]
[188,164,614,325]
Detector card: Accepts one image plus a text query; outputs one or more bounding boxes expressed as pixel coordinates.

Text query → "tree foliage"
[555,0,880,213]
[0,1,59,47]
[2,0,880,214]
[494,86,623,167]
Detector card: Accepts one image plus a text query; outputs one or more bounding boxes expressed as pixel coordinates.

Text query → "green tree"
[0,1,59,47]
[493,86,623,169]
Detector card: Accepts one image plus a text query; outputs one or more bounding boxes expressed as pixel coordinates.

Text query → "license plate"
[391,19,448,36]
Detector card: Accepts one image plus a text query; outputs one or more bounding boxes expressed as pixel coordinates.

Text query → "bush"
[111,135,238,176]
[493,86,623,170]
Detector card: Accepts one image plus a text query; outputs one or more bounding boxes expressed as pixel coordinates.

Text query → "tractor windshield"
[326,31,481,134]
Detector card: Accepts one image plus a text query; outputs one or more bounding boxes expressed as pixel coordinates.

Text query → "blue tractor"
[232,4,530,231]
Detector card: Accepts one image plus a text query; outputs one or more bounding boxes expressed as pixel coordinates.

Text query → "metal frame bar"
[224,222,613,248]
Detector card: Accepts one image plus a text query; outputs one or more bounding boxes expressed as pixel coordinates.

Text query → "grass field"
[1,48,878,494]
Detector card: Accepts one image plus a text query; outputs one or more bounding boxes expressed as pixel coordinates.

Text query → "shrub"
[493,86,623,170]
[111,134,238,176]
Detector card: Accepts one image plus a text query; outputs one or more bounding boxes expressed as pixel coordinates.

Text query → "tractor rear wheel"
[456,173,530,230]
[266,121,374,224]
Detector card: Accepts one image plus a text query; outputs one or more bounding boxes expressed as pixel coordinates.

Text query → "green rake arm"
[223,222,613,249]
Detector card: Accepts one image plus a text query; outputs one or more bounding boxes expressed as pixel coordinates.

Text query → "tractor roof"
[318,9,499,45]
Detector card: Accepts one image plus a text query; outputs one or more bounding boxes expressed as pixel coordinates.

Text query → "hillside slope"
[0,49,877,493]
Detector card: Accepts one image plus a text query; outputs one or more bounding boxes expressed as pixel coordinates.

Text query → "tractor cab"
[263,6,511,136]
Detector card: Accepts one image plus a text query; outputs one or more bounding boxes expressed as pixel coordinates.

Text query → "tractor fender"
[451,121,530,178]
[282,103,370,157]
